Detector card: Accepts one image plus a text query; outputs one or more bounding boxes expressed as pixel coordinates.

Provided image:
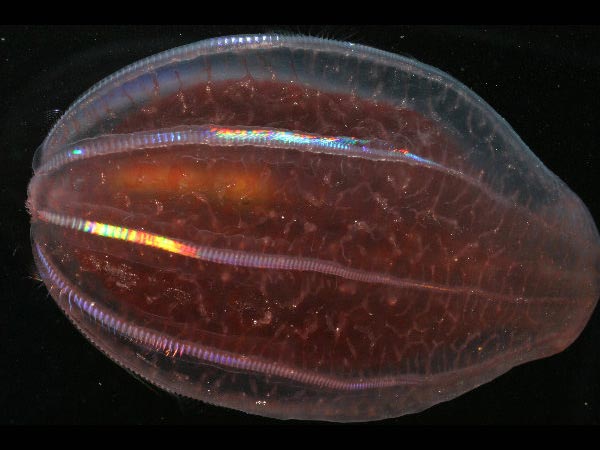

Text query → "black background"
[2,25,599,425]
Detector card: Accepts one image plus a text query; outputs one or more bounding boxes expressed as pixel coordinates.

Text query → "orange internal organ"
[111,155,274,204]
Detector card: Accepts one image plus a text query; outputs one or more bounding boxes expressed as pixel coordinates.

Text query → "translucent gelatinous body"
[28,35,600,422]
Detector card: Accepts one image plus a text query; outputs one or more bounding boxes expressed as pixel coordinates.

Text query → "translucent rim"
[41,33,531,165]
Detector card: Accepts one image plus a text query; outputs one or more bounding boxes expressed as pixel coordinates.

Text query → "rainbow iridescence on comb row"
[210,126,372,148]
[37,209,474,295]
[36,125,433,176]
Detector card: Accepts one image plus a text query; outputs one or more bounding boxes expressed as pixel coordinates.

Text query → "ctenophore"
[28,35,600,422]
